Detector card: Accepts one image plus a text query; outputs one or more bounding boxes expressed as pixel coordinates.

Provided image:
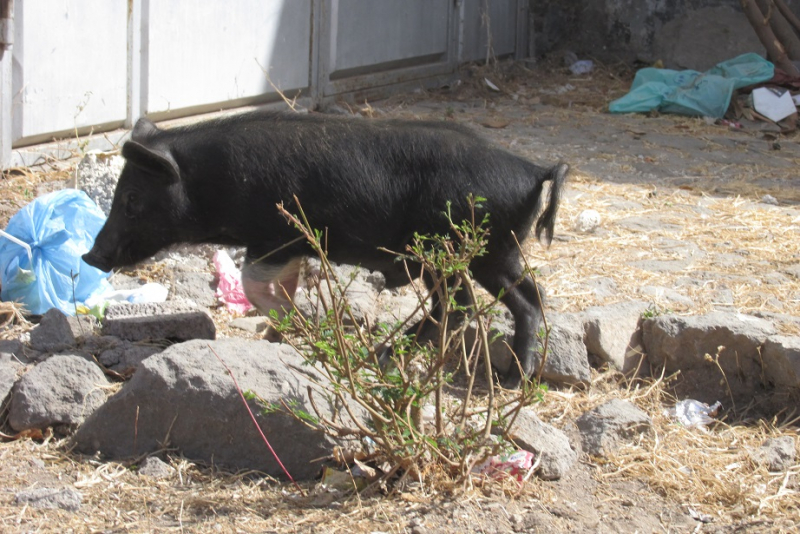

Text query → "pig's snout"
[82,251,113,273]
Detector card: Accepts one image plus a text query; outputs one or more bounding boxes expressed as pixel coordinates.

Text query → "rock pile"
[0,254,797,481]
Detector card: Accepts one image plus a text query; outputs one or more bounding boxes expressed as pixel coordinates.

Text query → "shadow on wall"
[531,0,798,70]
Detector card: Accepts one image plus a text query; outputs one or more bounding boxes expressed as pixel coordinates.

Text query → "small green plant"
[641,303,670,320]
[259,196,548,485]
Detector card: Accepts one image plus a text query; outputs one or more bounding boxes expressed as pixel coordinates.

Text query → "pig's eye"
[124,193,139,218]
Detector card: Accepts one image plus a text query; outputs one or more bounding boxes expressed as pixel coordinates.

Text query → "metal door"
[143,0,312,119]
[11,0,127,146]
[318,0,455,97]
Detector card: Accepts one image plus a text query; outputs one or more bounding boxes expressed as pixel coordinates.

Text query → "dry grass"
[539,370,799,529]
[528,172,800,334]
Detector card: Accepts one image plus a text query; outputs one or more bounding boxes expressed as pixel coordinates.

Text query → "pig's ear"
[122,140,180,183]
[131,117,160,142]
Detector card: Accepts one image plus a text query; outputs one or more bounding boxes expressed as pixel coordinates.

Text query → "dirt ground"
[0,61,798,533]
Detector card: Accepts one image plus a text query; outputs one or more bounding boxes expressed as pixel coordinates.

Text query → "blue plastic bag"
[0,189,112,315]
[609,53,775,118]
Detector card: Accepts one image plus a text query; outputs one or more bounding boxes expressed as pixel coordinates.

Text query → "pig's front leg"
[241,256,302,341]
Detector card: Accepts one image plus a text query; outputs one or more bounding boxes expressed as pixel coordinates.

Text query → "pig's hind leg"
[241,256,302,341]
[471,249,544,389]
[378,269,473,368]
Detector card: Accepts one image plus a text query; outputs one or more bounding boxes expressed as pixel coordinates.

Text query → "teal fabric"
[609,53,775,118]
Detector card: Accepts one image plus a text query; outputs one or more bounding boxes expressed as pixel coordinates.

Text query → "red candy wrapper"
[471,450,535,482]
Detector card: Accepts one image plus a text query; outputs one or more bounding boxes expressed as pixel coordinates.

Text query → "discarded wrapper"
[213,250,253,314]
[320,465,368,491]
[85,282,168,308]
[484,77,500,92]
[664,399,722,431]
[751,87,797,123]
[471,450,535,482]
[569,59,594,75]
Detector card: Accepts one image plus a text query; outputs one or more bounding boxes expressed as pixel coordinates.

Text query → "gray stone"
[104,300,200,320]
[8,354,110,432]
[0,356,22,404]
[753,312,800,334]
[305,258,386,293]
[710,289,735,308]
[576,399,652,458]
[761,336,800,388]
[15,487,82,512]
[108,272,147,291]
[639,286,694,308]
[230,316,269,334]
[158,250,214,269]
[652,238,705,260]
[764,272,791,286]
[752,437,796,472]
[476,311,590,388]
[615,216,682,234]
[0,339,27,361]
[79,335,122,355]
[643,312,776,403]
[74,151,124,216]
[72,338,365,480]
[496,409,576,480]
[68,315,98,338]
[364,271,386,293]
[784,264,800,279]
[538,313,591,388]
[137,456,174,479]
[102,301,215,342]
[581,301,648,373]
[98,342,165,373]
[170,268,216,308]
[712,253,746,268]
[629,260,691,273]
[601,197,643,211]
[293,263,379,325]
[374,289,426,327]
[29,309,76,352]
[584,277,617,302]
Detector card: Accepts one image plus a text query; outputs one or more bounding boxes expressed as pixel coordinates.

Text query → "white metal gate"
[0,0,528,168]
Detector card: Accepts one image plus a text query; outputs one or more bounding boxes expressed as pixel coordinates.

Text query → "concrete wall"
[531,0,799,70]
[1,0,529,168]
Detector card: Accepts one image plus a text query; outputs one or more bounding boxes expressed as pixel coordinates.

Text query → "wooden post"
[775,0,800,33]
[741,0,800,75]
[756,0,800,60]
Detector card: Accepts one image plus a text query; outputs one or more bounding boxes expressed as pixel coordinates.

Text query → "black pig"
[83,111,567,388]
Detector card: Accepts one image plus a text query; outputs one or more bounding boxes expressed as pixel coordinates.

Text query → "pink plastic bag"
[213,250,253,314]
[472,450,535,482]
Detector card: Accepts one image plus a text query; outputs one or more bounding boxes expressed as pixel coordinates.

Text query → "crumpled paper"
[664,399,722,432]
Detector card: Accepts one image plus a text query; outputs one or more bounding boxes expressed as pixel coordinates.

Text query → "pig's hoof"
[500,369,524,390]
